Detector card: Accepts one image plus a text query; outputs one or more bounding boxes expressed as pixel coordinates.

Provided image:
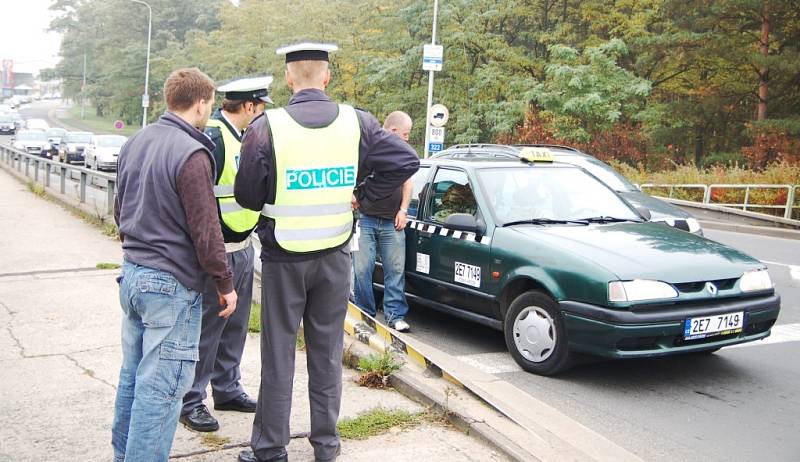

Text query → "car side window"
[426,168,477,223]
[408,166,430,218]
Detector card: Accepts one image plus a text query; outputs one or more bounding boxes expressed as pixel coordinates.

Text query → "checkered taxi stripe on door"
[407,218,491,245]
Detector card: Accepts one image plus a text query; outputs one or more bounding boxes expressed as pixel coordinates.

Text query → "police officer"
[179,77,273,432]
[234,43,419,462]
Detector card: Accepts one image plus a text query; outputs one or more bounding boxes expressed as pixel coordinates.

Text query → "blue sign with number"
[428,142,444,152]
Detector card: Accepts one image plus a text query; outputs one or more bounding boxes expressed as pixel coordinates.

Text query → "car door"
[410,167,495,318]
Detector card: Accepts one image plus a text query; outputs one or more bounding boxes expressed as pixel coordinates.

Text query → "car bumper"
[0,127,14,134]
[66,153,84,163]
[560,293,780,358]
[97,160,117,170]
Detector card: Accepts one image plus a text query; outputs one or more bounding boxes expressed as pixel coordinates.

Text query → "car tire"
[504,290,572,376]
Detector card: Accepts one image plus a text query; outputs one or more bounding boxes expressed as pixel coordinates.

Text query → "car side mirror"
[445,213,479,232]
[636,207,651,221]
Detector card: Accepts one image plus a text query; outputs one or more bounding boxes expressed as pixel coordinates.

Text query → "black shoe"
[237,450,288,462]
[215,392,257,413]
[179,405,219,432]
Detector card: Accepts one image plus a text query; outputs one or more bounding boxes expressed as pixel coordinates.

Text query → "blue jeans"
[112,261,202,462]
[353,213,409,325]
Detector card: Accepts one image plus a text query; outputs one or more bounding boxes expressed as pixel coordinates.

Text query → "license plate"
[684,311,744,340]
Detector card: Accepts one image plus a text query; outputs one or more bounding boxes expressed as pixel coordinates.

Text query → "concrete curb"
[342,303,642,462]
[661,197,800,229]
[341,334,534,462]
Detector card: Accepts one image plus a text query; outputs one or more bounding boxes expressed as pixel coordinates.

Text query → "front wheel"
[504,290,572,376]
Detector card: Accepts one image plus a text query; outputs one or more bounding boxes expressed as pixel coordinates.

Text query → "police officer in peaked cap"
[234,43,419,462]
[180,76,273,433]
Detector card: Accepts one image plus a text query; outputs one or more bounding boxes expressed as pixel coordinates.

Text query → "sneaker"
[391,319,410,332]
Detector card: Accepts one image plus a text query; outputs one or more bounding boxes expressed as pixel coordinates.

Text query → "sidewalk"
[0,168,505,462]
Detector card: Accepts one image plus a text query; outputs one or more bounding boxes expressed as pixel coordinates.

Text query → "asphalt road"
[400,228,800,462]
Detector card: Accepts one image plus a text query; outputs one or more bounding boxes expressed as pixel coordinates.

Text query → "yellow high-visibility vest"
[262,104,360,253]
[205,118,260,238]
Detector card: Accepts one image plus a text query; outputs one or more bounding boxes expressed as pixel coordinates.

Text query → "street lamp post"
[130,0,152,128]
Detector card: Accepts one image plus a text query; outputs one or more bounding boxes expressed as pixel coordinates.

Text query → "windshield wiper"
[502,218,589,227]
[577,216,640,223]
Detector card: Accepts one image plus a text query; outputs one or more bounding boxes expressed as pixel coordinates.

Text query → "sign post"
[422,0,441,159]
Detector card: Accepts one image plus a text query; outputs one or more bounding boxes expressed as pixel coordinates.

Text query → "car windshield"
[0,115,11,123]
[556,156,637,192]
[97,136,126,147]
[477,166,640,224]
[66,133,92,143]
[46,128,66,137]
[18,131,47,141]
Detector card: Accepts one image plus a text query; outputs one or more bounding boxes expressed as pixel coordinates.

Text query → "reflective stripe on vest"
[205,118,260,234]
[264,104,360,253]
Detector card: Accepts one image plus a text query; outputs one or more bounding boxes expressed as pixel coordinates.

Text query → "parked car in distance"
[85,134,127,171]
[0,114,16,135]
[58,131,93,164]
[11,130,51,156]
[45,127,68,157]
[25,118,50,131]
[11,113,24,131]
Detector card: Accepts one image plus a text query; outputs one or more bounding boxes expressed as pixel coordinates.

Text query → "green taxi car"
[374,149,780,375]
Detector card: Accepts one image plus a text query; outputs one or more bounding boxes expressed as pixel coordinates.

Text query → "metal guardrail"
[0,144,116,215]
[641,183,799,220]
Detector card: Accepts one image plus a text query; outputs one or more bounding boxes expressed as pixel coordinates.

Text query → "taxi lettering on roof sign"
[519,147,554,163]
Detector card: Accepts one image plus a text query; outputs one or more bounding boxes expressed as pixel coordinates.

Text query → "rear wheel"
[504,290,572,376]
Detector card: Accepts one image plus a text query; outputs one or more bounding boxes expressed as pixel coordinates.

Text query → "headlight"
[43,143,51,150]
[609,280,679,302]
[740,269,772,292]
[686,218,701,233]
[68,146,77,153]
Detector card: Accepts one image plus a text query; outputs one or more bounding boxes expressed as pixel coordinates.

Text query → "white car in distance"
[85,134,127,171]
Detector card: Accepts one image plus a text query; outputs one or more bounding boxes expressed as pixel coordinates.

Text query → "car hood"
[18,141,48,147]
[66,143,89,149]
[618,191,692,221]
[508,222,761,283]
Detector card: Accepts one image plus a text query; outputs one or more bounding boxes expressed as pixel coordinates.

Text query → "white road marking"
[729,322,800,349]
[761,260,800,281]
[456,351,522,374]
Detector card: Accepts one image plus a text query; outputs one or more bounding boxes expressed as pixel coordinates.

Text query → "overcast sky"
[0,0,62,75]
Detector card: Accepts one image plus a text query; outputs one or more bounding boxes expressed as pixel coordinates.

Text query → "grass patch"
[296,331,306,351]
[62,105,139,136]
[199,432,231,450]
[26,181,46,198]
[356,351,403,388]
[96,262,121,270]
[337,408,422,440]
[248,301,261,333]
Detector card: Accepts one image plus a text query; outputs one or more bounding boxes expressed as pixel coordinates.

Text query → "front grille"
[674,278,738,294]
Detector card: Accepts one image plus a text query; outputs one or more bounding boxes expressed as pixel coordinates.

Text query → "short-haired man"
[180,77,273,432]
[352,111,414,331]
[112,68,238,462]
[234,43,419,462]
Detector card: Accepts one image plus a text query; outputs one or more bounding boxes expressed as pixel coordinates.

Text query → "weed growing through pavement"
[356,351,403,388]
[26,181,46,197]
[199,432,231,450]
[337,408,422,440]
[96,262,121,270]
[248,301,261,333]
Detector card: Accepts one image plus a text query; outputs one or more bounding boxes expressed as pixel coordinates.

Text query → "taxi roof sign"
[519,147,554,163]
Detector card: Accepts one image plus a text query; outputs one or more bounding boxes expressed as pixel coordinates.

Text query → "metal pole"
[131,0,152,128]
[81,52,86,119]
[422,0,439,159]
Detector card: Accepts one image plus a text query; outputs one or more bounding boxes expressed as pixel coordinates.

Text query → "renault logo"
[705,282,718,296]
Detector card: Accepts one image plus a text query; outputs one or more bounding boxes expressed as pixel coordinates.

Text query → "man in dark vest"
[112,68,238,462]
[180,76,273,432]
[234,43,419,462]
